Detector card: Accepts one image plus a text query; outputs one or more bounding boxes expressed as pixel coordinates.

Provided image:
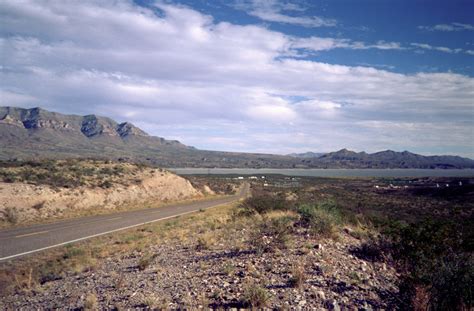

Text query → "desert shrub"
[63,246,86,259]
[195,234,215,251]
[287,264,306,289]
[31,201,46,211]
[3,207,19,224]
[389,220,474,310]
[238,194,288,216]
[249,215,295,253]
[37,261,64,284]
[84,293,98,310]
[99,180,113,189]
[222,262,235,276]
[241,282,270,308]
[138,252,155,271]
[351,236,392,262]
[0,171,17,183]
[99,167,114,175]
[112,165,125,175]
[297,200,343,237]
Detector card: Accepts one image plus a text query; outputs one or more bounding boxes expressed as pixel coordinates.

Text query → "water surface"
[170,168,474,178]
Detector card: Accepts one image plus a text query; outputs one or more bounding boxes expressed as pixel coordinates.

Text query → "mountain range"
[1,106,473,169]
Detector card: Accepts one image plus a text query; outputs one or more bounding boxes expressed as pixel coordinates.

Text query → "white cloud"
[419,22,474,32]
[234,0,336,27]
[291,37,403,52]
[411,42,473,55]
[0,0,473,156]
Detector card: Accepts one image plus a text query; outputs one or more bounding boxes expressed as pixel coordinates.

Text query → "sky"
[1,0,473,157]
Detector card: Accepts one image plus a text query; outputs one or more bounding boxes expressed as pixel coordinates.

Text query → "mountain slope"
[287,152,325,158]
[1,107,473,169]
[313,149,474,169]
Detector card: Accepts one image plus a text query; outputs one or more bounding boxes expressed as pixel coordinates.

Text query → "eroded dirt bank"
[0,169,201,226]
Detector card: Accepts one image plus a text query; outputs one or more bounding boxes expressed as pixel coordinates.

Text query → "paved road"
[0,183,250,262]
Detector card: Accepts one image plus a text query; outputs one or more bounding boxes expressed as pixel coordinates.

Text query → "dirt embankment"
[0,170,201,226]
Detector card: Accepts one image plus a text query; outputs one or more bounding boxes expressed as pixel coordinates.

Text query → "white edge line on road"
[0,200,234,262]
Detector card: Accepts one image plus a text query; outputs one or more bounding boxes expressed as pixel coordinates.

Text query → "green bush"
[391,220,473,310]
[297,200,343,237]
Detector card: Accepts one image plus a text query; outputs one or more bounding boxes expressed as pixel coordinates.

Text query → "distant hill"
[300,148,474,169]
[287,152,325,158]
[1,107,473,169]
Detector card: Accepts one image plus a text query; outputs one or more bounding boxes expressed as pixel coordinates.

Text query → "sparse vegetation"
[297,200,342,238]
[31,201,46,211]
[287,264,306,289]
[1,175,472,310]
[3,206,19,224]
[249,213,295,253]
[0,159,149,189]
[195,233,215,251]
[138,252,155,271]
[389,220,474,310]
[84,293,98,310]
[241,282,270,308]
[238,194,288,215]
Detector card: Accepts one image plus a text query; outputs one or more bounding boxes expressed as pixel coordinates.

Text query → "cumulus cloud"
[419,22,474,32]
[0,0,473,156]
[234,0,336,27]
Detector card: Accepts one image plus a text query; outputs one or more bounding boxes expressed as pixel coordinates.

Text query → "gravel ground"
[1,228,399,310]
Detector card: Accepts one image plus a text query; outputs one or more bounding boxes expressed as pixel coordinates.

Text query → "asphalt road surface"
[0,183,250,262]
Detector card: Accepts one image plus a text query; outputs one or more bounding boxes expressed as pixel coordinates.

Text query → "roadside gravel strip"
[0,183,249,262]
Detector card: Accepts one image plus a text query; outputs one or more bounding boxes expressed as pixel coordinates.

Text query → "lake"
[169,168,474,178]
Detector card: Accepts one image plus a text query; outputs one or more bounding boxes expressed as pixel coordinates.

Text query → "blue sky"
[1,0,473,157]
[180,0,474,75]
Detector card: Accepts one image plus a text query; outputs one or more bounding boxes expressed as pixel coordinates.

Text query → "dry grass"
[287,263,306,289]
[84,293,98,310]
[241,281,270,308]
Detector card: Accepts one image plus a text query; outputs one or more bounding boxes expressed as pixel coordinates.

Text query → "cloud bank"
[0,0,473,156]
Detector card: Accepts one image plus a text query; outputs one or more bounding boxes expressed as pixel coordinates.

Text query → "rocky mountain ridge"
[1,107,151,139]
[1,107,473,169]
